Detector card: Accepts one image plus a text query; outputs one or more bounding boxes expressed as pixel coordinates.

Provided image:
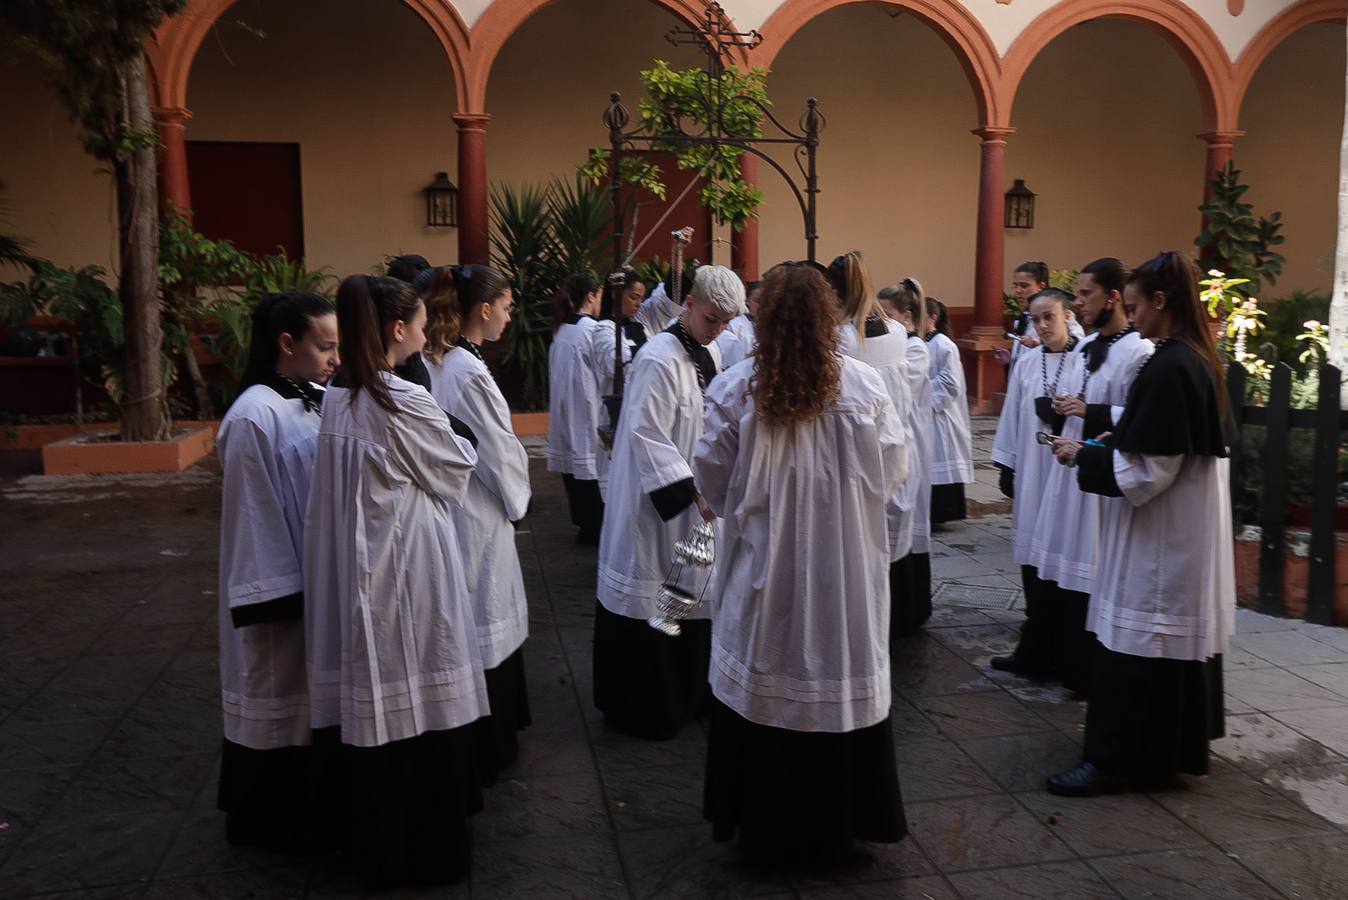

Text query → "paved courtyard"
[1,421,1348,898]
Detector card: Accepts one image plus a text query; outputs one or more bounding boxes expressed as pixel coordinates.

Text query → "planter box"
[511,412,548,438]
[1,423,87,450]
[1233,531,1348,625]
[42,426,215,476]
[3,420,219,452]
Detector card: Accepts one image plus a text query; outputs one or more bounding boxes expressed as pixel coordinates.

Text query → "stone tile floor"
[1,421,1347,898]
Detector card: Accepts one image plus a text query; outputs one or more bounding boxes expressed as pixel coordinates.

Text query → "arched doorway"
[482,0,708,257]
[179,0,461,271]
[757,4,986,310]
[1002,19,1208,280]
[1237,22,1344,295]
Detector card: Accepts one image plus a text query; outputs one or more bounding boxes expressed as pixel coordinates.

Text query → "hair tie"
[451,264,472,282]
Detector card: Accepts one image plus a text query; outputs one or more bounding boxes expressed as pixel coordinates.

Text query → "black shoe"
[1046,762,1128,797]
[989,655,1052,680]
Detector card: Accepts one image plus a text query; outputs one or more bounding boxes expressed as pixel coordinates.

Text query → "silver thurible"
[648,520,715,636]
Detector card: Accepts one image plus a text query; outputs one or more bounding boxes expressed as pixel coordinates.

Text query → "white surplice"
[837,320,913,561]
[714,315,756,371]
[904,334,934,555]
[217,384,319,750]
[992,343,1076,564]
[1030,331,1153,593]
[1010,315,1087,366]
[927,332,974,485]
[589,320,638,500]
[547,316,603,480]
[427,348,531,669]
[304,373,487,747]
[596,332,721,620]
[694,356,906,733]
[1090,453,1235,661]
[632,282,682,337]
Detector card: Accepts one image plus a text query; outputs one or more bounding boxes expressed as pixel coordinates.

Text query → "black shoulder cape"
[1111,340,1228,458]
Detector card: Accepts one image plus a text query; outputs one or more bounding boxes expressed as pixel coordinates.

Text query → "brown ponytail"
[826,251,885,343]
[335,274,421,413]
[552,272,599,333]
[1127,251,1227,415]
[421,264,512,363]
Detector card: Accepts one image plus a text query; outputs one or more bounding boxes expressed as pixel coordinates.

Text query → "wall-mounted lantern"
[423,172,458,228]
[1004,179,1036,230]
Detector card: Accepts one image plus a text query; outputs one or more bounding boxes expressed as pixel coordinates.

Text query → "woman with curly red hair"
[694,262,909,864]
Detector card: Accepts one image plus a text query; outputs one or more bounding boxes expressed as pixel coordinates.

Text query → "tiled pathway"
[1,426,1347,898]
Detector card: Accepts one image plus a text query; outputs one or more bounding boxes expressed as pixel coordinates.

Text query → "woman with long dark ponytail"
[1047,251,1233,796]
[591,267,648,499]
[1023,258,1153,696]
[217,292,336,851]
[828,254,916,643]
[422,264,533,785]
[304,275,485,885]
[877,277,935,636]
[547,273,605,543]
[923,297,974,523]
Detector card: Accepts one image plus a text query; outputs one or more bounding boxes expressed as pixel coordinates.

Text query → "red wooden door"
[608,149,714,266]
[185,141,304,260]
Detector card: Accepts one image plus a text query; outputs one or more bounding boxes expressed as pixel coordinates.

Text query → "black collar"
[664,321,717,391]
[264,372,323,413]
[621,318,649,351]
[1083,327,1134,373]
[456,335,485,363]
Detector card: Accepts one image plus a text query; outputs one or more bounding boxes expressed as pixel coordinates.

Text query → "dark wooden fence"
[1227,362,1345,625]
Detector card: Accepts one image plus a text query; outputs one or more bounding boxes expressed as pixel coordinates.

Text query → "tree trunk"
[182,336,213,420]
[1331,22,1348,404]
[116,54,168,442]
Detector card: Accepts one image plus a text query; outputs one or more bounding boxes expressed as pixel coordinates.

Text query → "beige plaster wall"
[0,48,119,279]
[1005,20,1206,285]
[1239,22,1343,297]
[761,5,982,304]
[485,0,709,258]
[0,1,1339,307]
[186,0,460,274]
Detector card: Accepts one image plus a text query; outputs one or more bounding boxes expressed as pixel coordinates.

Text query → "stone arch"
[466,0,749,113]
[148,0,471,111]
[1001,0,1234,132]
[1233,0,1345,127]
[754,0,1002,127]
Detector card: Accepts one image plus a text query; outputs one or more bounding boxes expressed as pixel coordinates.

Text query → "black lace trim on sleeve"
[649,477,697,522]
[1076,444,1123,497]
[231,592,303,628]
[1082,403,1114,441]
[448,414,478,448]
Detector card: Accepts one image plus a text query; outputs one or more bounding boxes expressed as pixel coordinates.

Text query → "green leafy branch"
[581,60,770,232]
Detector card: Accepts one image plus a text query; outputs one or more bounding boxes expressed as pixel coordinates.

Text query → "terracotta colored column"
[453,113,491,265]
[958,126,1015,415]
[1198,129,1244,198]
[153,106,192,217]
[730,153,760,281]
[1197,130,1245,265]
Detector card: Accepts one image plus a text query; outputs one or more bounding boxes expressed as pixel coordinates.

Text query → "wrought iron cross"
[664,1,762,75]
